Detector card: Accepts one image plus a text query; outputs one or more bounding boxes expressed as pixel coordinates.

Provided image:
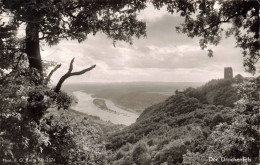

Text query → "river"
[71,91,139,125]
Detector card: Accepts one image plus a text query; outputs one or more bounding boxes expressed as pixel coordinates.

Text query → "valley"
[60,78,260,165]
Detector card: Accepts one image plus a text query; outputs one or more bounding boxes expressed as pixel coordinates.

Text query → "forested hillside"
[105,77,260,164]
[106,94,235,164]
[183,78,241,107]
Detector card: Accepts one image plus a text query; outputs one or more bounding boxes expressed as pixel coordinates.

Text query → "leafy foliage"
[106,92,235,164]
[2,0,147,45]
[106,77,259,164]
[0,66,110,164]
[184,78,240,107]
[40,109,107,165]
[132,142,151,165]
[0,20,25,70]
[0,0,147,71]
[0,67,66,161]
[183,76,260,164]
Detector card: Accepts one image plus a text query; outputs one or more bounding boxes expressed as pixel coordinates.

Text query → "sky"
[41,3,256,84]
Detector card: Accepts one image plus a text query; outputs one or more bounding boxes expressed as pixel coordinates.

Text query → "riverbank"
[71,91,139,126]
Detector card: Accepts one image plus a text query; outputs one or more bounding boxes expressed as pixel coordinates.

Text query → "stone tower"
[224,67,233,79]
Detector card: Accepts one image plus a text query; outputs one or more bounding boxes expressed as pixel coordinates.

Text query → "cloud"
[41,5,253,84]
[137,3,172,22]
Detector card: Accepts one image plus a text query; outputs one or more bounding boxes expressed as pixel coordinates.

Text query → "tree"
[167,155,174,165]
[0,1,147,163]
[234,74,244,83]
[152,0,259,74]
[132,142,151,165]
[0,0,146,82]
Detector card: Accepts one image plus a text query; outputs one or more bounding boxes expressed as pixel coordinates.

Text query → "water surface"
[71,91,138,125]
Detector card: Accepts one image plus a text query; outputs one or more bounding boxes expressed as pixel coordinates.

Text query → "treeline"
[183,77,243,107]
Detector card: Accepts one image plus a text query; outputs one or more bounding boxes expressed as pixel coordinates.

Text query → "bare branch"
[54,58,96,93]
[44,64,62,85]
[68,57,75,73]
[70,65,96,77]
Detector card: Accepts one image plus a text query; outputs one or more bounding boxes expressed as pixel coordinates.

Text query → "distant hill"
[105,78,241,164]
[93,90,169,113]
[62,82,204,113]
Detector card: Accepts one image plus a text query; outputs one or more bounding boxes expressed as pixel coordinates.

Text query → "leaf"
[208,49,213,58]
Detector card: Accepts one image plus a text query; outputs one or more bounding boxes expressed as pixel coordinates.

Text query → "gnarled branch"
[44,64,62,85]
[54,58,96,93]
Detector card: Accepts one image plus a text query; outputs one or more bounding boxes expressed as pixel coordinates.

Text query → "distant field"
[62,82,204,113]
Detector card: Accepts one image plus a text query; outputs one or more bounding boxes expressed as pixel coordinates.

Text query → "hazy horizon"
[62,81,206,84]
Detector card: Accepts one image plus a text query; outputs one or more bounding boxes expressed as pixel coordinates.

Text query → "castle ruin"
[224,67,233,79]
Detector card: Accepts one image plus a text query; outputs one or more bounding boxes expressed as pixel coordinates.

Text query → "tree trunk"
[25,23,43,72]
